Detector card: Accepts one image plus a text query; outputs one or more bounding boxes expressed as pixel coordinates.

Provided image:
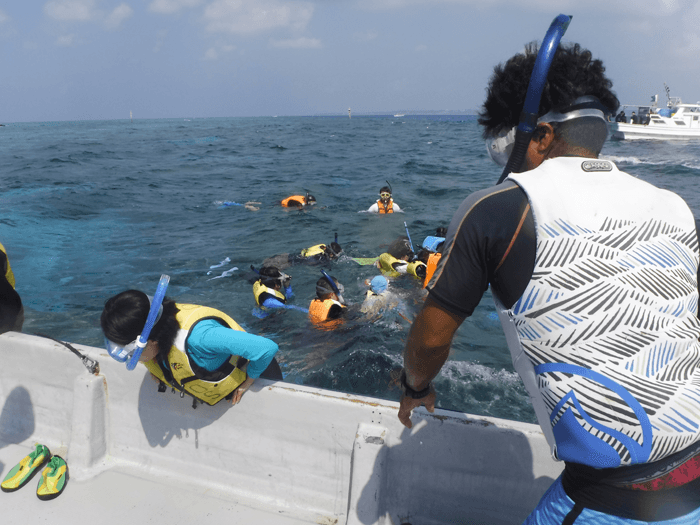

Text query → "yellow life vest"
[300,244,326,257]
[281,195,306,207]
[308,298,345,329]
[376,198,394,214]
[377,253,426,279]
[423,253,442,288]
[143,304,247,406]
[253,280,286,307]
[0,242,16,288]
[406,261,427,279]
[377,252,402,277]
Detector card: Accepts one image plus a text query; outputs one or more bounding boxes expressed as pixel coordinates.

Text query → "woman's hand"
[230,377,255,405]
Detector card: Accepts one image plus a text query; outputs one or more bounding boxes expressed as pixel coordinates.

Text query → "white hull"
[0,333,562,524]
[610,122,700,140]
[610,101,700,140]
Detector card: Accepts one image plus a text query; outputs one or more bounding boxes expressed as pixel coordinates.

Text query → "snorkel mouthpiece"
[125,274,170,371]
[497,14,572,184]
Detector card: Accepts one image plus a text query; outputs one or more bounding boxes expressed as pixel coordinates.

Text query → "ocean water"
[1,116,699,424]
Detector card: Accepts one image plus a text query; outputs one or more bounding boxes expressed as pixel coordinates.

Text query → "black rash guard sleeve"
[427,181,536,318]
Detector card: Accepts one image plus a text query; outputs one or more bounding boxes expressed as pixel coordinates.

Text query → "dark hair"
[388,236,412,259]
[436,227,447,237]
[479,42,619,139]
[379,186,391,195]
[316,276,340,299]
[101,290,179,361]
[259,266,282,287]
[325,242,343,257]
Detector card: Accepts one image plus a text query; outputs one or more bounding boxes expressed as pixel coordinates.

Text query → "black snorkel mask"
[495,14,573,184]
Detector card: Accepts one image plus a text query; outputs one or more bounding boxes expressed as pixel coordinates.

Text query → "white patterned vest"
[498,157,700,468]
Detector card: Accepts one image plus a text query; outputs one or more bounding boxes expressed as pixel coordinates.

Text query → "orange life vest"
[308,298,345,329]
[281,195,306,207]
[423,253,442,288]
[376,198,394,214]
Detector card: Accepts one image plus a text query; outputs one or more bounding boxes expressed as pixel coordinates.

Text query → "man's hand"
[230,376,255,405]
[397,388,436,428]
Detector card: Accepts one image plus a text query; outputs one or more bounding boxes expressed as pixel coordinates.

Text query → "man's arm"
[398,297,465,428]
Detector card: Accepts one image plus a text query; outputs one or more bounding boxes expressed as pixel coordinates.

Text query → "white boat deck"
[0,332,563,524]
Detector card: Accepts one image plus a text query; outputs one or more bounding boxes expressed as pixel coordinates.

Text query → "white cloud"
[270,36,321,48]
[149,0,203,14]
[105,3,133,29]
[44,0,97,21]
[56,34,77,46]
[203,0,313,35]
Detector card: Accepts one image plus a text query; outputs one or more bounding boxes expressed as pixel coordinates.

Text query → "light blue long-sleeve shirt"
[186,319,278,379]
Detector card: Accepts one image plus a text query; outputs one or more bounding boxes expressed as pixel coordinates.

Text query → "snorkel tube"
[126,274,170,371]
[320,269,344,305]
[403,221,415,256]
[497,14,572,184]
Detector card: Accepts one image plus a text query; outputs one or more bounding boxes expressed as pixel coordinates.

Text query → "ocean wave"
[602,154,700,170]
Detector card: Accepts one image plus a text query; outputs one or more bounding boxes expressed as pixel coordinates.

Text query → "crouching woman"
[101,290,282,406]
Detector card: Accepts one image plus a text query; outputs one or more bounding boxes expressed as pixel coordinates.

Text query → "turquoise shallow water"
[1,116,699,423]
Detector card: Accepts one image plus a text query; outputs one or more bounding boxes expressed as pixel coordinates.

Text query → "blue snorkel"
[403,221,416,260]
[497,14,572,184]
[320,269,344,305]
[126,274,170,371]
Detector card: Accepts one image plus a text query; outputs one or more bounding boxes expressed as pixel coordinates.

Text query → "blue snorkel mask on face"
[104,274,170,370]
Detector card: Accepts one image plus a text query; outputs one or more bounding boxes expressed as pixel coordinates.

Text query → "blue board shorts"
[523,475,700,525]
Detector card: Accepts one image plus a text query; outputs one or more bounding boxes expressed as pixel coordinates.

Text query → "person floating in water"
[101,283,283,407]
[308,272,347,330]
[360,275,404,316]
[262,237,343,270]
[376,236,426,279]
[0,241,23,334]
[367,186,401,214]
[252,266,308,317]
[281,193,316,208]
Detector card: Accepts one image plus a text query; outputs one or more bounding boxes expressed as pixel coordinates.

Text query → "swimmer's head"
[325,242,343,258]
[370,275,388,294]
[316,275,343,300]
[259,266,290,288]
[379,186,392,202]
[306,194,317,205]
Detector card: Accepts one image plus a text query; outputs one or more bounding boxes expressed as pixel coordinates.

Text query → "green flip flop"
[36,455,68,500]
[1,443,51,493]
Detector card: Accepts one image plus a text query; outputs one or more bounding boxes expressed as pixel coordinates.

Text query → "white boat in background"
[393,114,405,118]
[0,332,562,524]
[610,89,700,140]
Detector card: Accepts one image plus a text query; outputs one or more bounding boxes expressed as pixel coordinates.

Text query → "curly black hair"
[101,290,180,362]
[479,42,619,139]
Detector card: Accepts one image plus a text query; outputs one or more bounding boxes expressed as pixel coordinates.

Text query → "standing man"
[398,42,700,523]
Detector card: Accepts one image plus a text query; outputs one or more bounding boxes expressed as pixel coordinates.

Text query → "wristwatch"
[400,369,432,399]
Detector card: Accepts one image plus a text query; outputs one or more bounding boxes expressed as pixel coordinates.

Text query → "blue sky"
[2,0,699,122]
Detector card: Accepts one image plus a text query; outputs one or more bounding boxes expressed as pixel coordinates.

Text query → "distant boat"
[610,87,700,140]
[394,114,405,117]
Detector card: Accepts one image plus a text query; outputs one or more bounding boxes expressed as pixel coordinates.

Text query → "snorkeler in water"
[262,235,343,270]
[252,266,308,317]
[281,193,317,208]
